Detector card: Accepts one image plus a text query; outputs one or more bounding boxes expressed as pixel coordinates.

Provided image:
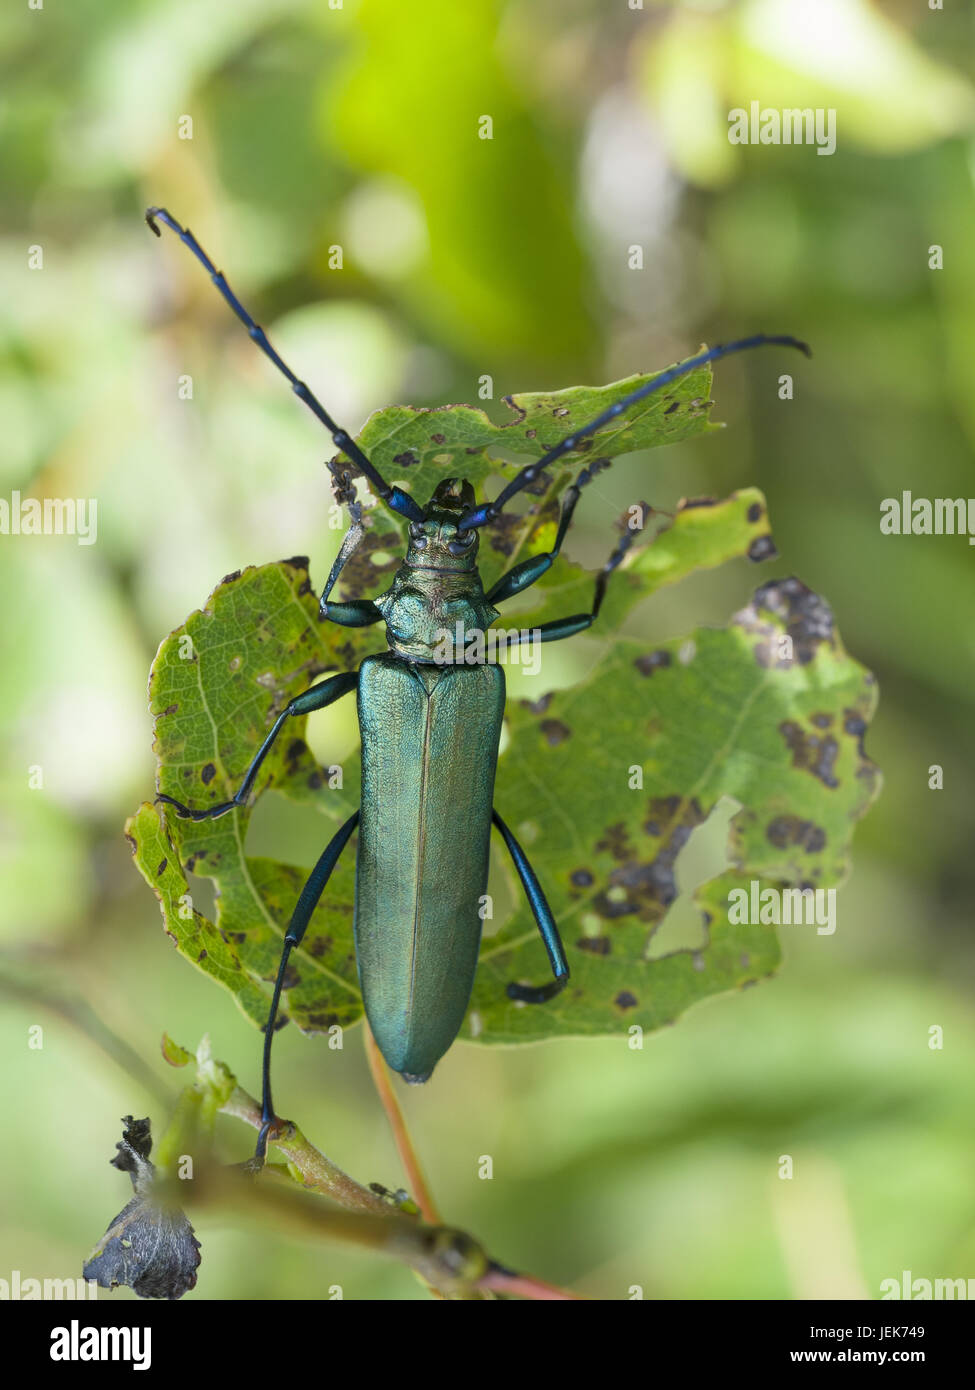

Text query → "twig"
[479,1268,583,1300]
[177,1161,493,1299]
[220,1084,391,1216]
[214,1078,580,1298]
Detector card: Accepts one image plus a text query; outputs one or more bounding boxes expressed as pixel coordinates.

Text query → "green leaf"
[337,357,718,592]
[126,371,879,1054]
[473,574,879,1042]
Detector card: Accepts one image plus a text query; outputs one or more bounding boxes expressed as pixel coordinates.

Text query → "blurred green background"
[2,0,974,1300]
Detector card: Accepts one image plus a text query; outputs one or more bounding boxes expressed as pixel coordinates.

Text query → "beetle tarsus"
[155,793,237,821]
[507,975,568,1005]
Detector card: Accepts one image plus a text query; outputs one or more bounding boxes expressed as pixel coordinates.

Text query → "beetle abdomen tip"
[400,1070,432,1085]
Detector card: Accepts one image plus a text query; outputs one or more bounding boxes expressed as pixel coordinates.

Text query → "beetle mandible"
[145,206,809,1161]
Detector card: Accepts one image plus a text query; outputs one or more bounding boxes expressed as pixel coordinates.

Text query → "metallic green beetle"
[145,206,808,1160]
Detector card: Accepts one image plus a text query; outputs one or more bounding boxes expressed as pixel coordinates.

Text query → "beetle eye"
[447,530,476,555]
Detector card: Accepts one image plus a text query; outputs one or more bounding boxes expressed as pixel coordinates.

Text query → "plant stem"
[363,1023,442,1224]
[220,1084,391,1216]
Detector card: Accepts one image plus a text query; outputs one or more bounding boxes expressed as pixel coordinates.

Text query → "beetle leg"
[490,521,637,648]
[320,598,383,627]
[254,810,360,1164]
[492,810,569,1005]
[157,669,358,820]
[486,451,648,608]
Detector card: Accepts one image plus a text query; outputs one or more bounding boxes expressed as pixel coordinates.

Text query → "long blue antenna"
[457,334,811,531]
[145,207,423,523]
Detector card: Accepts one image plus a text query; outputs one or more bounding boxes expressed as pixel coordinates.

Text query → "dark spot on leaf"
[596,822,633,861]
[521,693,553,715]
[282,556,309,570]
[680,497,717,509]
[487,511,522,557]
[664,401,679,415]
[393,450,418,467]
[307,771,323,790]
[738,577,835,666]
[577,936,611,955]
[201,763,216,785]
[221,569,242,585]
[643,793,693,837]
[541,719,571,746]
[570,868,594,888]
[156,858,167,877]
[308,936,333,958]
[779,721,840,788]
[811,713,833,729]
[197,949,207,962]
[747,534,778,562]
[430,433,446,445]
[634,649,671,676]
[306,1011,342,1029]
[595,861,671,919]
[286,739,304,763]
[594,798,706,923]
[525,428,537,439]
[766,815,827,852]
[553,407,570,418]
[124,834,137,855]
[297,577,312,597]
[278,963,300,990]
[163,704,179,715]
[614,991,638,1010]
[523,467,553,497]
[747,501,763,522]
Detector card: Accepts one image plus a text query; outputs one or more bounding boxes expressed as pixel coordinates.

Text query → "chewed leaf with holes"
[335,354,718,593]
[471,576,879,1042]
[126,558,368,1036]
[126,370,878,1050]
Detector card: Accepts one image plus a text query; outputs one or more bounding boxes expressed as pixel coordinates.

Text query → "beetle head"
[406,479,480,573]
